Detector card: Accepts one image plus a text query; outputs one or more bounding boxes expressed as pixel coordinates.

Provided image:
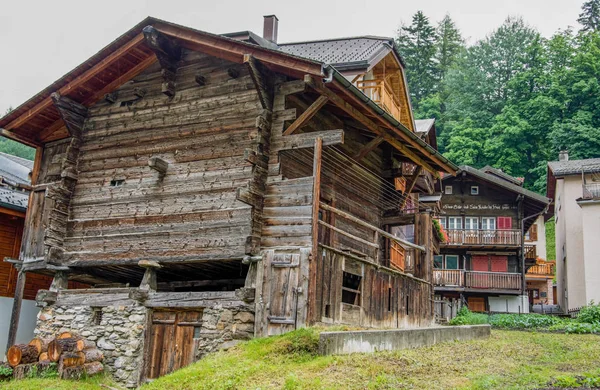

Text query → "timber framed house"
[434,166,549,313]
[0,16,456,384]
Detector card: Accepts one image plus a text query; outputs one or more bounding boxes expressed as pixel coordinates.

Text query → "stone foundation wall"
[35,304,147,388]
[194,306,255,359]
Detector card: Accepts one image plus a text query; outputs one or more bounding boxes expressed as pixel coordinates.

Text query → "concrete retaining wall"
[319,325,491,355]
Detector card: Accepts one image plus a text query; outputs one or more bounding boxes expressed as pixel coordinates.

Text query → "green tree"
[0,106,36,160]
[578,0,600,32]
[396,11,438,108]
[435,14,464,82]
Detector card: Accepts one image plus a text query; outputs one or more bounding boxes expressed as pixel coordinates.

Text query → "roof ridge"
[279,35,394,46]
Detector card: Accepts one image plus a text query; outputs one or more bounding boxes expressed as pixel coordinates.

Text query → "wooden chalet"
[434,166,549,313]
[0,15,456,382]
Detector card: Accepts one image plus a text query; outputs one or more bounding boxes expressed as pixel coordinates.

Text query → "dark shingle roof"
[278,36,395,70]
[548,158,600,177]
[0,153,32,185]
[0,187,29,212]
[480,165,524,186]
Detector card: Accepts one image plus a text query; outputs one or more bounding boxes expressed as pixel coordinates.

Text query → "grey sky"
[0,0,584,116]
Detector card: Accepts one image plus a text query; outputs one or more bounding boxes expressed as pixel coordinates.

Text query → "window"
[110,179,125,187]
[193,326,202,338]
[342,272,362,305]
[481,217,496,230]
[445,255,459,270]
[532,289,539,299]
[91,307,103,325]
[445,185,453,195]
[471,186,479,195]
[434,255,443,269]
[465,217,479,230]
[448,216,462,230]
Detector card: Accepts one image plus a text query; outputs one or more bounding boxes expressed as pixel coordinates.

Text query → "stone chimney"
[559,150,569,162]
[263,15,279,43]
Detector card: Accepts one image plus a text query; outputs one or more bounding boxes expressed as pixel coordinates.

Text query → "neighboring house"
[524,216,555,306]
[0,15,457,384]
[547,152,600,312]
[434,166,550,313]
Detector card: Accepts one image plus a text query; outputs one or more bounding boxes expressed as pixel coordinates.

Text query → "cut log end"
[7,344,39,367]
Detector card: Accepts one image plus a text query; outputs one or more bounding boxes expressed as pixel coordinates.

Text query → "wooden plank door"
[256,250,310,336]
[468,296,486,312]
[147,310,202,379]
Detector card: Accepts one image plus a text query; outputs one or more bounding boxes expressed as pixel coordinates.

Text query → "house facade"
[524,216,555,306]
[0,16,456,385]
[434,166,549,313]
[547,152,600,312]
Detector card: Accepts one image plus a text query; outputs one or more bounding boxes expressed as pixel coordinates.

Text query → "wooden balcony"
[390,242,415,273]
[434,269,521,291]
[526,261,555,278]
[444,229,521,246]
[356,79,402,122]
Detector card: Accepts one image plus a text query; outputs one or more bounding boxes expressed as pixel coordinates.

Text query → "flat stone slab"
[318,325,491,355]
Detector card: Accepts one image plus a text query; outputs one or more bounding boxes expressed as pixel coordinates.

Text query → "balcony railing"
[444,229,521,246]
[356,79,402,122]
[583,183,600,199]
[390,242,415,273]
[434,269,521,290]
[527,261,555,277]
[524,245,537,259]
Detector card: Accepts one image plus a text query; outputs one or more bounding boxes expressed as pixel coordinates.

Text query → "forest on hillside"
[396,0,600,193]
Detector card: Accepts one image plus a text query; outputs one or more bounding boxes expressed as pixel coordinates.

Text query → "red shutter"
[490,255,508,272]
[497,217,512,230]
[472,255,489,271]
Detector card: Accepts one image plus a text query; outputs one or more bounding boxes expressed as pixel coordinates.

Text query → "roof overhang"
[0,17,456,175]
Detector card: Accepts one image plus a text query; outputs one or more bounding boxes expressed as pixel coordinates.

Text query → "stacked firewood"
[7,332,104,380]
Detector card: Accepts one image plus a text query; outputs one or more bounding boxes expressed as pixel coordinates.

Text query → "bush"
[448,307,489,325]
[564,322,600,334]
[489,313,564,329]
[577,301,600,324]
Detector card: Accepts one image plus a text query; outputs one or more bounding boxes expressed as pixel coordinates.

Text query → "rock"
[98,337,116,350]
[234,311,255,323]
[218,340,241,350]
[128,314,145,322]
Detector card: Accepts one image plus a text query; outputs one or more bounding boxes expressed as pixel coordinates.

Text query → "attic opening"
[342,271,362,305]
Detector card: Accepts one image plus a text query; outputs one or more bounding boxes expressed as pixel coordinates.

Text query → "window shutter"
[530,224,538,240]
[497,217,512,230]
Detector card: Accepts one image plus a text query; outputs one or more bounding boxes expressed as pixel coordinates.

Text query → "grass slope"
[3,329,600,389]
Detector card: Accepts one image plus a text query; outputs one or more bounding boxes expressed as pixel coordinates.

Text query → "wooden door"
[468,296,486,312]
[147,310,203,379]
[255,250,310,336]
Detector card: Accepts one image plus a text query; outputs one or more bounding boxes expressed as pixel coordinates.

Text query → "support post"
[139,260,161,291]
[49,271,69,292]
[307,137,323,324]
[6,265,25,352]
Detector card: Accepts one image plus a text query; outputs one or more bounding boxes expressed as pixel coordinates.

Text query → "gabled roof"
[0,153,32,186]
[444,166,550,230]
[0,17,457,175]
[481,165,524,186]
[0,187,29,213]
[548,158,600,177]
[414,119,437,150]
[279,36,401,72]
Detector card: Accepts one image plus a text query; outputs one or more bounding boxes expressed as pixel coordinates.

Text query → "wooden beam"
[6,266,25,352]
[148,156,169,175]
[353,136,384,161]
[308,137,322,324]
[0,128,41,148]
[4,34,145,131]
[154,23,323,78]
[319,202,425,252]
[273,129,344,151]
[399,166,423,209]
[50,93,87,138]
[158,278,246,290]
[143,26,182,97]
[138,260,161,291]
[243,54,273,111]
[283,96,329,136]
[303,76,438,176]
[0,206,26,218]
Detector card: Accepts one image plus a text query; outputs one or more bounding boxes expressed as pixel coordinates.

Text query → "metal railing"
[445,229,521,246]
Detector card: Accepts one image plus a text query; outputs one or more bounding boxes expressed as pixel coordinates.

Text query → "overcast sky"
[0,0,584,116]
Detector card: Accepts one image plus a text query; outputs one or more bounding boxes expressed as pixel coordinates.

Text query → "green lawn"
[3,329,600,390]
